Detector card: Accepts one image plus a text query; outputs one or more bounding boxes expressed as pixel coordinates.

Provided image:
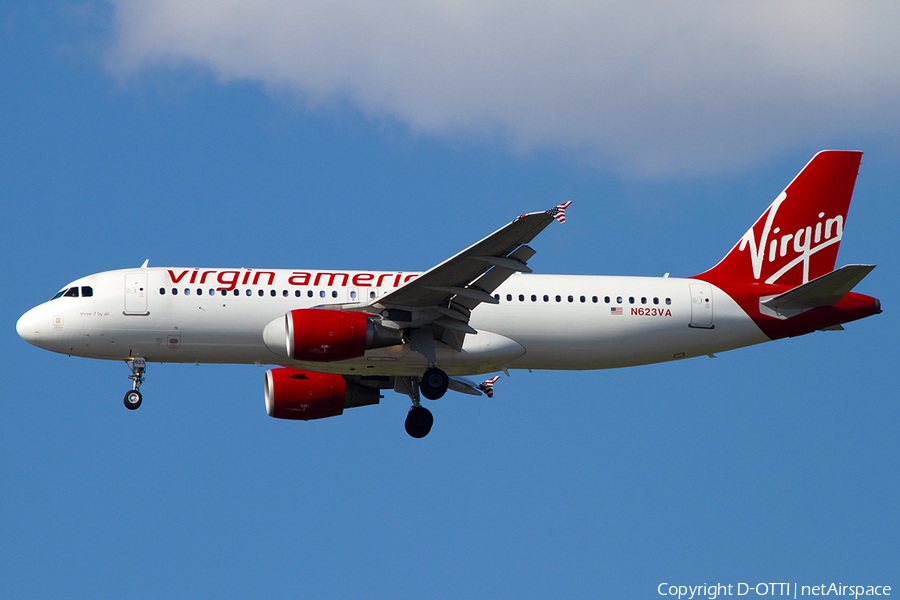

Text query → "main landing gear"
[420,367,449,400]
[405,405,434,439]
[124,357,146,410]
[399,366,449,438]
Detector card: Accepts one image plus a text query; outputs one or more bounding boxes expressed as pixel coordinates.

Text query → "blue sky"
[2,3,897,599]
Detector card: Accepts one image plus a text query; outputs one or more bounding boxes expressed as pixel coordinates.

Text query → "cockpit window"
[81,286,93,297]
[51,289,66,300]
[63,287,79,298]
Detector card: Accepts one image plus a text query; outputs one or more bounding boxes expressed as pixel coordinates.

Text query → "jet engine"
[282,309,403,361]
[264,368,380,420]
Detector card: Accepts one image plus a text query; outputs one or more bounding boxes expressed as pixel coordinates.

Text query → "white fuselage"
[17,267,769,376]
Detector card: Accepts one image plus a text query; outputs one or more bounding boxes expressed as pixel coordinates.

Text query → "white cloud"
[105,0,900,176]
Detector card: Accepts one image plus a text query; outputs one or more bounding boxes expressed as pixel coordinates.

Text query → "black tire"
[420,367,449,400]
[405,406,433,438]
[124,390,143,410]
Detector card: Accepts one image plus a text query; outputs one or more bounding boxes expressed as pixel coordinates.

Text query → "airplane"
[16,150,881,438]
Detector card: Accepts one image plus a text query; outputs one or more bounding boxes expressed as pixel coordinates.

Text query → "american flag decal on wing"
[546,201,572,223]
[478,376,501,398]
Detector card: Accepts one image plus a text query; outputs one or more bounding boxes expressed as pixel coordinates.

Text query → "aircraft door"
[124,272,149,315]
[689,282,713,328]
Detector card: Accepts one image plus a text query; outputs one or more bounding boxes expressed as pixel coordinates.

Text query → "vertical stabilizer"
[697,151,862,286]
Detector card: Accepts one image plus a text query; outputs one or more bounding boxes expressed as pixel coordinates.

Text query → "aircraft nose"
[16,306,42,346]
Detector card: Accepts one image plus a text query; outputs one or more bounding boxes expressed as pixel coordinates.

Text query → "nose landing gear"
[124,357,146,410]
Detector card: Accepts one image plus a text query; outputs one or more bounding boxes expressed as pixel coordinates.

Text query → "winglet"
[546,201,572,223]
[478,375,501,398]
[518,201,572,223]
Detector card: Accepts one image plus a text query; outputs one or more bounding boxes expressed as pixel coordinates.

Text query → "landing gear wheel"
[124,390,143,410]
[405,406,434,438]
[420,367,449,400]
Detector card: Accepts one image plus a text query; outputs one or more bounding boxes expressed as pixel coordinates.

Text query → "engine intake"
[264,368,380,420]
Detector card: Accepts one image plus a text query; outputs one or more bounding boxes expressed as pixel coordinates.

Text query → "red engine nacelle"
[285,309,402,362]
[264,368,380,420]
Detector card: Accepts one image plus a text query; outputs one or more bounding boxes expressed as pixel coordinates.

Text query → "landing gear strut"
[124,357,146,410]
[396,376,434,438]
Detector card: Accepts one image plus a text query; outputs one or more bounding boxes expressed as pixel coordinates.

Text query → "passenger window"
[567,295,573,303]
[64,288,79,298]
[666,298,672,305]
[81,286,93,297]
[270,290,276,297]
[185,288,191,296]
[234,289,239,296]
[320,291,326,298]
[507,294,512,301]
[159,288,165,295]
[172,288,178,295]
[531,295,537,302]
[221,289,227,296]
[258,289,264,297]
[629,297,635,304]
[284,290,289,297]
[604,296,610,303]
[369,291,376,299]
[592,296,598,303]
[494,294,500,301]
[246,289,252,296]
[543,295,549,302]
[616,296,623,304]
[332,291,338,298]
[350,291,357,300]
[519,294,525,302]
[653,297,659,305]
[309,291,315,298]
[641,297,647,304]
[580,296,586,303]
[209,289,215,296]
[296,290,302,298]
[555,295,561,302]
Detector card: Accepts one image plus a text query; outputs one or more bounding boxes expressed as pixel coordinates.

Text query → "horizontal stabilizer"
[760,264,875,319]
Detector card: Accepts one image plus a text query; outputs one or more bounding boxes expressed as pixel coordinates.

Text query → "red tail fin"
[697,150,862,286]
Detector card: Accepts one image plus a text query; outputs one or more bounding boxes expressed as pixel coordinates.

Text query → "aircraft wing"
[368,202,570,350]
